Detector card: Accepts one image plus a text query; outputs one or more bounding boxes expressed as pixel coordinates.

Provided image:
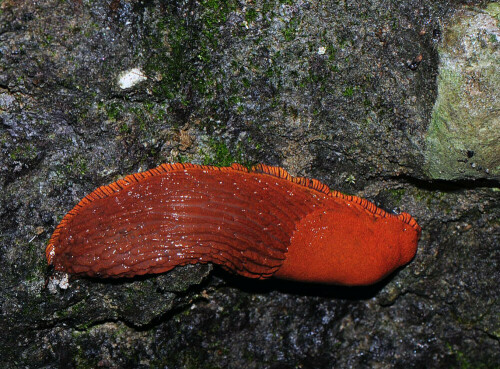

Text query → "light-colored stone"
[425,7,500,180]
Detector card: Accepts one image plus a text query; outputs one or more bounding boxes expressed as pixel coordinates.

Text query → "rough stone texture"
[425,3,500,180]
[0,0,498,368]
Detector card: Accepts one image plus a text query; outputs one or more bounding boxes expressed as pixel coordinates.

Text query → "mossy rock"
[425,7,500,180]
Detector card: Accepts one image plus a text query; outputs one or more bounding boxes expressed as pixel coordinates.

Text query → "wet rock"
[0,0,498,368]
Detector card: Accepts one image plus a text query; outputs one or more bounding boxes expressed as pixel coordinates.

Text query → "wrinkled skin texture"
[47,163,420,285]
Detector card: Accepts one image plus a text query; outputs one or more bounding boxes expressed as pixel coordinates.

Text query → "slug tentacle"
[46,163,421,285]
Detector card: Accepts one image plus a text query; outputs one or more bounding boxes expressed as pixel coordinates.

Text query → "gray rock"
[0,0,498,368]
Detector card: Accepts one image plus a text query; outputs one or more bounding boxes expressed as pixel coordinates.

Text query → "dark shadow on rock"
[212,266,395,300]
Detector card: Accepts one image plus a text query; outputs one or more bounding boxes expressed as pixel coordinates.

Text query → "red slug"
[46,163,421,286]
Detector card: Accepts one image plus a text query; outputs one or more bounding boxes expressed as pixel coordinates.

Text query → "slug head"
[274,200,421,286]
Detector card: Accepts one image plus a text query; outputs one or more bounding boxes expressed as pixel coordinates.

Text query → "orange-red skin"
[46,163,421,285]
[274,197,420,285]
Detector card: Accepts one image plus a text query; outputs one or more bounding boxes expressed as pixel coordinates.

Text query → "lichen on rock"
[425,7,500,180]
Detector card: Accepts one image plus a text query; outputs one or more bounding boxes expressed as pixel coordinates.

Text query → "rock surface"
[0,0,498,368]
[425,3,500,180]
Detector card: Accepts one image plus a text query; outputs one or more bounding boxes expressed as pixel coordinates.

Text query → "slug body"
[46,163,421,286]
